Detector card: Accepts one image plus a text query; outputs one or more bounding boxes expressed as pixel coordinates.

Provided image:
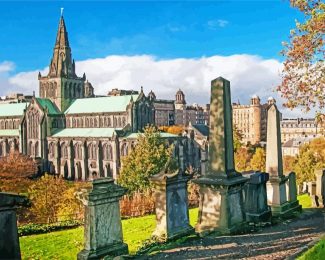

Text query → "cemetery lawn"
[20,208,199,260]
[19,195,312,260]
[298,236,325,260]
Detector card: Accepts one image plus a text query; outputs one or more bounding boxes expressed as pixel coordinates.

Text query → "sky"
[0,1,312,117]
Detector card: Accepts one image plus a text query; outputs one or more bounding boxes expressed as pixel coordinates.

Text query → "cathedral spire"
[47,14,75,78]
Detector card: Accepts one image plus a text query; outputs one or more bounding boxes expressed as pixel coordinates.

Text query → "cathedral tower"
[38,14,91,112]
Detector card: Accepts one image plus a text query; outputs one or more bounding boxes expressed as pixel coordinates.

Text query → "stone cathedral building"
[0,15,159,180]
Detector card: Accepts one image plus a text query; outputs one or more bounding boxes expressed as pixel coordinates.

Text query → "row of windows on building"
[65,116,128,128]
[0,119,21,130]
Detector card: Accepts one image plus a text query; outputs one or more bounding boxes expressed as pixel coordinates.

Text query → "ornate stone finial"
[61,7,64,16]
[140,86,143,93]
[38,72,41,79]
[83,73,86,80]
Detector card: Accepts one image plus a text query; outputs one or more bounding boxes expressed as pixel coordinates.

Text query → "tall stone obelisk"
[266,104,299,216]
[194,77,247,234]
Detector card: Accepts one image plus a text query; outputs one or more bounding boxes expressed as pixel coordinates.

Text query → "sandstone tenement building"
[0,15,162,180]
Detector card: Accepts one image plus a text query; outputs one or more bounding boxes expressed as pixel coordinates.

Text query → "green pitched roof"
[51,128,121,138]
[36,98,61,115]
[125,132,179,139]
[0,129,20,136]
[0,103,28,117]
[64,95,139,115]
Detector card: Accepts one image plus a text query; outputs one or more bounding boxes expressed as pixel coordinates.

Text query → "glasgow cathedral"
[0,15,167,180]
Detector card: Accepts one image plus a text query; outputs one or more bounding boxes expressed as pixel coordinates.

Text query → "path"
[139,208,325,259]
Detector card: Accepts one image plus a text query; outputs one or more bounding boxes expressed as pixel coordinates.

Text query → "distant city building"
[232,95,274,145]
[282,136,313,157]
[280,118,323,143]
[107,88,139,96]
[0,93,33,104]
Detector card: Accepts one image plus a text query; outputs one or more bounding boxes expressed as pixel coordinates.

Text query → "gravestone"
[150,156,193,240]
[76,178,128,259]
[308,181,318,207]
[266,104,299,217]
[285,172,302,212]
[193,77,247,234]
[0,192,29,260]
[243,172,272,222]
[303,182,308,193]
[315,169,325,207]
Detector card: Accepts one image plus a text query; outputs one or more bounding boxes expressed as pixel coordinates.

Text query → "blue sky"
[1,1,301,72]
[0,1,310,117]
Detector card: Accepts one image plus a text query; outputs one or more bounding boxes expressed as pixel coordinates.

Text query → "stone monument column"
[77,178,128,259]
[193,77,247,234]
[0,193,29,260]
[266,104,300,217]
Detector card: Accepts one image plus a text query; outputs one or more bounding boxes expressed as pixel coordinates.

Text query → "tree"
[249,147,266,172]
[278,0,324,113]
[27,174,69,223]
[283,155,296,173]
[118,126,173,194]
[235,147,253,172]
[294,137,325,184]
[159,125,184,135]
[0,151,37,179]
[233,126,244,152]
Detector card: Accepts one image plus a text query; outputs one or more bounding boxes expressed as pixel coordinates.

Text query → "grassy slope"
[298,237,325,260]
[19,194,312,260]
[20,208,198,259]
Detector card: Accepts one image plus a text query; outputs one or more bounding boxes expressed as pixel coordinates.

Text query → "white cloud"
[207,19,229,29]
[0,61,15,73]
[1,54,316,117]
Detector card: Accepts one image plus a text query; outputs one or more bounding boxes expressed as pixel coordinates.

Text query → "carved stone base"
[193,175,247,235]
[246,209,272,223]
[77,242,128,260]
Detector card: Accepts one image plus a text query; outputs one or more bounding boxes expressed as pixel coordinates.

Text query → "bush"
[120,191,155,218]
[18,220,83,236]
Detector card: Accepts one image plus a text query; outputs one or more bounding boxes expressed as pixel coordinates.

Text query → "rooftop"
[64,95,139,114]
[0,103,28,117]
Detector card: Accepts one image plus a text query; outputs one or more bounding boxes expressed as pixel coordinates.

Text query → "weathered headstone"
[285,172,302,212]
[0,192,29,260]
[150,160,193,240]
[243,172,272,222]
[266,104,300,217]
[303,182,308,193]
[308,181,318,207]
[76,178,128,259]
[193,77,247,234]
[315,169,325,207]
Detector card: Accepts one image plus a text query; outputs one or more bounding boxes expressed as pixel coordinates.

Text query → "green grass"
[19,194,312,260]
[20,208,198,260]
[298,237,325,260]
[298,193,312,208]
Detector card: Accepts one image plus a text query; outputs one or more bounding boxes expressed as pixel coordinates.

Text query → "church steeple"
[38,13,92,112]
[47,15,75,78]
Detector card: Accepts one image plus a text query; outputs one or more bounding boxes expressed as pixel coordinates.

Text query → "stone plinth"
[243,172,272,223]
[77,178,128,260]
[265,104,294,217]
[0,192,29,260]
[193,77,247,235]
[316,169,325,207]
[285,172,302,213]
[150,169,193,240]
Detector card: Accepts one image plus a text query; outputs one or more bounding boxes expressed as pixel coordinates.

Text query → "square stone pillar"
[193,77,247,235]
[316,169,325,207]
[266,104,299,217]
[243,172,272,223]
[150,168,193,240]
[77,178,128,259]
[285,172,302,212]
[0,193,29,260]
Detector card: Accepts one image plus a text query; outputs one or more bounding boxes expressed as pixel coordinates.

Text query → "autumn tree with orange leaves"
[279,0,324,116]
